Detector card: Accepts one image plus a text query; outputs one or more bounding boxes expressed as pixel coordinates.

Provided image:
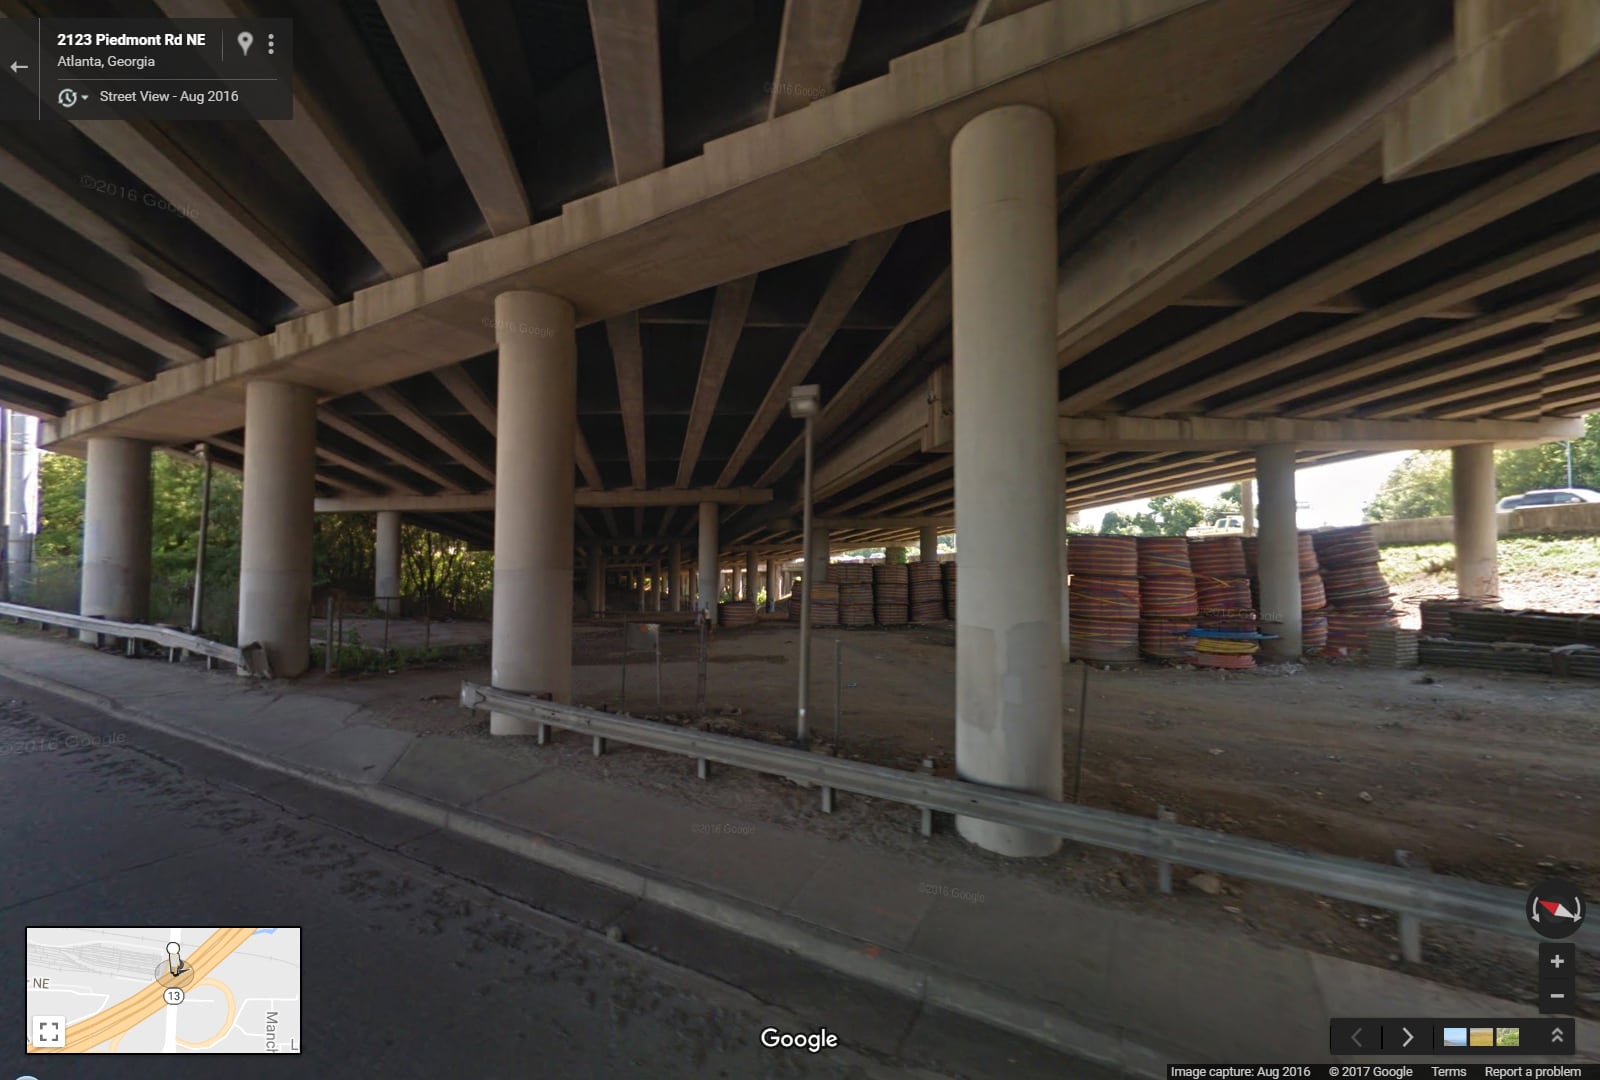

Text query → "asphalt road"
[0,676,1103,1080]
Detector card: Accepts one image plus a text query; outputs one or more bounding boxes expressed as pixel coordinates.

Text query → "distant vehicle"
[1185,515,1245,537]
[1495,487,1600,512]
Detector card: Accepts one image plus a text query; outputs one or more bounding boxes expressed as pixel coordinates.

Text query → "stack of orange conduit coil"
[1311,525,1397,652]
[1191,537,1255,634]
[1137,537,1197,661]
[1068,536,1140,663]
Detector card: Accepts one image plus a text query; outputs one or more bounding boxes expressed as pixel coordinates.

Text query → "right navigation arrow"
[1402,1027,1415,1048]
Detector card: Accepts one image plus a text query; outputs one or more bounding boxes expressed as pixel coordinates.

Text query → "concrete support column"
[653,561,664,612]
[951,104,1061,857]
[697,502,718,613]
[491,290,576,727]
[919,525,938,562]
[806,529,830,583]
[238,381,317,676]
[1452,443,1499,599]
[745,551,759,604]
[375,510,401,616]
[766,558,779,613]
[668,542,682,612]
[1239,478,1256,537]
[80,436,152,635]
[1255,444,1301,660]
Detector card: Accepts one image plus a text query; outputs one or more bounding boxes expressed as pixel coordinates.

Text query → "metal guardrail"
[0,601,267,675]
[460,680,1537,958]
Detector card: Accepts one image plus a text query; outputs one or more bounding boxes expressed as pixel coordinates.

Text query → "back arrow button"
[9,61,28,74]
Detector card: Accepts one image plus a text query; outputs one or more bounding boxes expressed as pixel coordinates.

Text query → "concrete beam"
[758,267,951,487]
[1386,0,1600,179]
[433,364,497,434]
[0,311,147,386]
[716,229,900,487]
[768,0,862,119]
[813,379,933,500]
[317,406,464,493]
[1211,260,1600,416]
[155,0,424,278]
[377,0,530,235]
[46,0,1346,449]
[590,0,664,185]
[365,386,494,485]
[1055,0,1451,381]
[0,142,264,340]
[66,118,337,312]
[315,487,773,513]
[676,275,756,489]
[0,245,198,369]
[605,311,648,489]
[1057,414,1583,450]
[1131,136,1600,415]
[0,350,102,404]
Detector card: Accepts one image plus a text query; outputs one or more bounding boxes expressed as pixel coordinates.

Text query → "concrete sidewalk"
[2,629,1594,1076]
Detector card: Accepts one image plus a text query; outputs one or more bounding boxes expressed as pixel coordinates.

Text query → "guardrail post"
[1157,805,1177,894]
[125,636,136,658]
[821,785,834,813]
[536,723,551,746]
[919,806,933,838]
[1394,849,1428,963]
[593,735,606,757]
[696,757,708,780]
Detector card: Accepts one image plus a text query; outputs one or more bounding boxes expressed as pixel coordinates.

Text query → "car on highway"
[1495,487,1600,512]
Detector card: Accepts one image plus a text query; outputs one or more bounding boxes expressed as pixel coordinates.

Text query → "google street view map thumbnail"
[26,927,300,1054]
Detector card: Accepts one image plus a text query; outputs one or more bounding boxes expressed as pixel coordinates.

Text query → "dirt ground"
[299,614,1599,1015]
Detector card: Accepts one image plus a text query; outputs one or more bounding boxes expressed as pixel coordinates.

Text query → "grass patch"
[1380,534,1600,586]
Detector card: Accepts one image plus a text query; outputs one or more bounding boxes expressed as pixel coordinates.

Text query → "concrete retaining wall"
[1369,502,1600,545]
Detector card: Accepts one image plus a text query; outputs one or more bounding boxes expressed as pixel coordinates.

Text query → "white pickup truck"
[1185,515,1245,538]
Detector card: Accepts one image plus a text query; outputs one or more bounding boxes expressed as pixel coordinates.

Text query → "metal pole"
[324,594,334,673]
[797,413,815,742]
[655,632,662,711]
[619,620,628,711]
[1072,662,1090,803]
[190,445,212,633]
[697,612,708,716]
[1566,441,1575,488]
[832,638,841,755]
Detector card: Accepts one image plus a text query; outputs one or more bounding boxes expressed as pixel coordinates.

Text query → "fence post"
[1157,805,1177,894]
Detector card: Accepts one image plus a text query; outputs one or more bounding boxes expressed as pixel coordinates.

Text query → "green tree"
[1364,450,1453,521]
[1366,415,1600,521]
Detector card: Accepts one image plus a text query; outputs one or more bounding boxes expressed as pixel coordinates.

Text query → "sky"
[1076,451,1412,530]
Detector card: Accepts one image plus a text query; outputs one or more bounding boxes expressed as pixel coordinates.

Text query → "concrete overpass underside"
[3,0,1599,845]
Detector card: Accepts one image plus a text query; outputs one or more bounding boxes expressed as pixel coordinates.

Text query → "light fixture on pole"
[789,383,821,744]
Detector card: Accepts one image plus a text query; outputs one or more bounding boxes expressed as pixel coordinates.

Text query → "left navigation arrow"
[10,60,28,73]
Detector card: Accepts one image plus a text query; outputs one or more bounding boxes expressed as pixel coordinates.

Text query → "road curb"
[4,660,1177,1074]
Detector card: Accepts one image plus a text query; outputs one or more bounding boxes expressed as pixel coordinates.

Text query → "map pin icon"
[237,31,254,56]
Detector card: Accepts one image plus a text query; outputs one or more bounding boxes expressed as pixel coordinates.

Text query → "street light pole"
[1566,440,1575,488]
[791,384,821,745]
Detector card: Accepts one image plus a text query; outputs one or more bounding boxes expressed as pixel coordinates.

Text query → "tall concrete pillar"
[669,542,682,612]
[766,557,779,613]
[920,525,938,561]
[697,502,718,613]
[375,510,401,615]
[1452,443,1499,599]
[745,551,758,604]
[806,529,830,583]
[238,381,317,676]
[1239,478,1256,537]
[1255,445,1301,660]
[80,436,152,636]
[653,560,664,612]
[491,290,576,728]
[951,104,1061,858]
